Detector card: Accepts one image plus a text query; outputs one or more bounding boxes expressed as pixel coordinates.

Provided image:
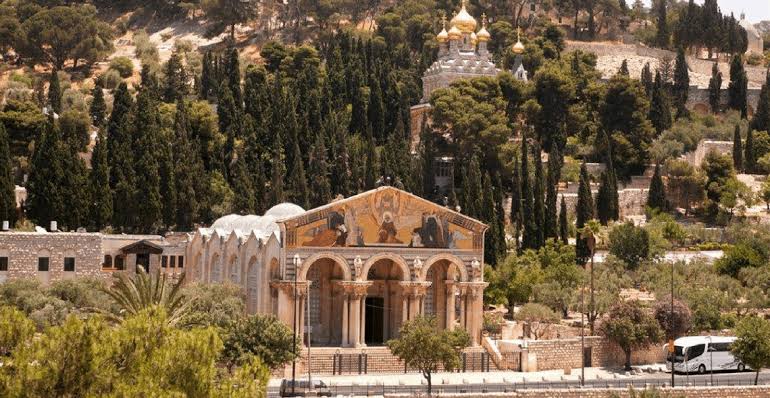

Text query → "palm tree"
[103,269,191,326]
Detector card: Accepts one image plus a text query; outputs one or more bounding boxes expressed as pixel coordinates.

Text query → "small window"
[64,257,75,272]
[103,255,113,269]
[177,256,184,268]
[687,344,706,359]
[530,2,536,12]
[170,256,176,268]
[115,256,125,270]
[0,257,7,271]
[161,255,168,268]
[38,257,50,272]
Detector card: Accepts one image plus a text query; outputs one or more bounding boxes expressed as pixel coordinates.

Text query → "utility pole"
[291,254,300,395]
[670,260,675,388]
[580,280,585,387]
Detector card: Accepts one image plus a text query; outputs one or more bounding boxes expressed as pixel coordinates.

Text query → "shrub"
[9,72,33,88]
[221,314,298,370]
[109,56,135,78]
[609,223,651,270]
[61,88,87,113]
[747,53,764,66]
[134,29,159,67]
[99,69,122,90]
[514,303,560,340]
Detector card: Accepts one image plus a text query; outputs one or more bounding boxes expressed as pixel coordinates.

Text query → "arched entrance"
[362,256,409,345]
[304,257,348,346]
[422,258,464,330]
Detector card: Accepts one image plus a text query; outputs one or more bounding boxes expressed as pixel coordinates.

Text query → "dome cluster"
[435,0,523,54]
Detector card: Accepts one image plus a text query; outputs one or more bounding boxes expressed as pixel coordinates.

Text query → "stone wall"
[386,386,770,398]
[558,188,649,221]
[0,232,104,283]
[524,336,665,371]
[684,140,734,168]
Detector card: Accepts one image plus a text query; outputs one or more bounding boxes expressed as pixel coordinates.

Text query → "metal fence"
[269,373,770,397]
[327,352,494,375]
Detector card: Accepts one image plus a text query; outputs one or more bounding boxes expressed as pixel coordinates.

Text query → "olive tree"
[732,316,770,385]
[387,316,470,395]
[600,300,663,370]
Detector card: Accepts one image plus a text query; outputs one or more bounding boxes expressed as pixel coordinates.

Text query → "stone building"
[739,13,764,56]
[0,231,187,284]
[186,186,489,347]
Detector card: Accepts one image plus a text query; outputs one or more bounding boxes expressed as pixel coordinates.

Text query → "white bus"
[665,336,747,374]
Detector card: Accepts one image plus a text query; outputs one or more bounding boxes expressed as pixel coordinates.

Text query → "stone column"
[445,281,456,330]
[341,292,349,346]
[349,294,361,347]
[462,282,488,347]
[297,295,306,346]
[458,287,467,330]
[402,294,410,322]
[359,292,367,347]
[383,282,391,341]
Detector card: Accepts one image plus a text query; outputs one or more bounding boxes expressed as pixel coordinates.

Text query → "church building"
[186,186,488,347]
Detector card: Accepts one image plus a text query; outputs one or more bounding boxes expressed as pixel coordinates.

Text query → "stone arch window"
[115,255,125,270]
[103,255,113,269]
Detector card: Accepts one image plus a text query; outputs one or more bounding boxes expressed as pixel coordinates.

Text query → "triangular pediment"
[278,186,486,250]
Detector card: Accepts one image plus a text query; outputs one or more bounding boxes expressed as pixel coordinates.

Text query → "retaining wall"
[386,386,770,398]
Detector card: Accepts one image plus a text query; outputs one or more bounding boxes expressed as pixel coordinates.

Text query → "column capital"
[399,281,431,298]
[270,280,312,298]
[457,281,488,298]
[337,281,372,299]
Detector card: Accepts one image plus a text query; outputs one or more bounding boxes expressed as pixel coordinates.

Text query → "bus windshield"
[668,345,686,363]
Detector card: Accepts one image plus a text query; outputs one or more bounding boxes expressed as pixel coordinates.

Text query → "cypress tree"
[575,163,595,264]
[328,110,351,197]
[728,54,748,118]
[269,129,286,205]
[173,100,201,230]
[466,154,484,219]
[596,170,613,225]
[673,48,690,118]
[110,112,137,230]
[751,72,770,133]
[493,173,507,260]
[521,136,537,250]
[708,62,722,113]
[159,137,176,229]
[90,78,106,128]
[308,132,332,208]
[217,84,240,147]
[89,130,112,230]
[230,154,256,214]
[649,71,673,135]
[363,124,378,190]
[225,47,242,105]
[287,140,310,209]
[60,135,89,230]
[27,121,65,228]
[133,89,163,232]
[733,124,743,172]
[162,52,188,103]
[647,163,667,212]
[510,151,522,226]
[0,122,16,225]
[419,119,435,196]
[641,62,654,98]
[368,73,386,143]
[559,196,568,245]
[533,140,545,248]
[618,59,629,76]
[482,172,500,265]
[544,144,561,240]
[200,51,215,100]
[607,139,620,221]
[48,69,61,114]
[107,83,133,165]
[655,0,669,48]
[745,128,755,173]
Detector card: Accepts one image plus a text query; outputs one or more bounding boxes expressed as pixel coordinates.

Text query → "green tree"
[751,72,770,133]
[514,303,560,339]
[649,71,672,135]
[26,122,65,229]
[596,169,614,225]
[640,62,653,98]
[269,129,286,205]
[0,122,16,226]
[180,282,244,328]
[647,163,667,212]
[89,130,112,230]
[608,222,651,270]
[673,48,690,118]
[202,0,258,40]
[133,89,163,232]
[655,0,669,48]
[510,151,522,227]
[715,243,764,277]
[47,70,61,114]
[308,132,332,208]
[173,100,202,229]
[531,241,581,318]
[544,144,561,240]
[90,78,106,128]
[745,128,755,173]
[559,196,568,244]
[221,314,298,370]
[733,124,743,172]
[103,270,191,326]
[0,306,35,356]
[162,52,188,103]
[732,316,770,385]
[387,316,470,395]
[728,54,748,118]
[761,178,770,211]
[230,154,256,214]
[575,163,594,264]
[533,140,545,248]
[600,300,663,370]
[708,62,722,113]
[654,296,692,339]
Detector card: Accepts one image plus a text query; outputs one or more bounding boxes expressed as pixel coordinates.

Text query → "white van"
[664,336,747,374]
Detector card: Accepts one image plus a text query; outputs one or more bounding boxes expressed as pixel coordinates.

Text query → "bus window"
[687,344,706,359]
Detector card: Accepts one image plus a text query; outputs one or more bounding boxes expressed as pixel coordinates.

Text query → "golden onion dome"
[448,25,462,40]
[470,31,477,44]
[450,0,477,33]
[437,16,449,42]
[477,14,490,42]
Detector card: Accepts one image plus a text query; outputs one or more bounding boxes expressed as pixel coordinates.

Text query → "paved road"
[268,370,770,397]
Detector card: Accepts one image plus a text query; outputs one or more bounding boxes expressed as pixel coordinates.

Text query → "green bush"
[9,72,33,88]
[609,222,651,270]
[99,69,122,90]
[715,243,764,277]
[109,56,135,78]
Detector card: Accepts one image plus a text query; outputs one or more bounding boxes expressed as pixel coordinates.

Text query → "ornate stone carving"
[470,257,481,281]
[271,280,312,298]
[353,256,363,278]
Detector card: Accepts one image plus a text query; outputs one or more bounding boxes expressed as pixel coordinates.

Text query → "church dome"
[450,1,477,33]
[448,25,462,40]
[477,14,490,42]
[264,202,306,219]
[512,40,525,54]
[437,27,449,42]
[470,32,478,44]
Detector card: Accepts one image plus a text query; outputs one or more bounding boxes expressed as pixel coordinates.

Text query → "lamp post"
[291,254,300,395]
[708,336,713,385]
[670,260,675,388]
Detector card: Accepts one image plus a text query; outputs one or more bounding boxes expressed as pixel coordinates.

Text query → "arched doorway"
[304,257,348,346]
[362,256,409,345]
[422,259,463,330]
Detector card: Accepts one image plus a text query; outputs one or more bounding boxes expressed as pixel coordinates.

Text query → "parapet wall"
[525,336,665,371]
[386,386,770,398]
